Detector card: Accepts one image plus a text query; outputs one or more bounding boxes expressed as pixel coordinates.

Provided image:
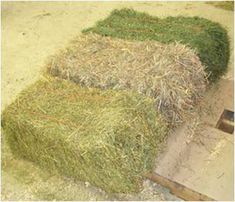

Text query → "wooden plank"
[144,172,215,201]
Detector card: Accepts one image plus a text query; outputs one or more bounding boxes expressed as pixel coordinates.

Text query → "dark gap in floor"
[216,109,234,134]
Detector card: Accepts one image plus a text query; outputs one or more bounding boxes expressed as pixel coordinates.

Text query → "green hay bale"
[83,8,230,82]
[2,78,168,193]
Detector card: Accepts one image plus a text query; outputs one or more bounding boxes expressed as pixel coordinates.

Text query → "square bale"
[46,34,207,125]
[83,8,230,82]
[2,78,168,193]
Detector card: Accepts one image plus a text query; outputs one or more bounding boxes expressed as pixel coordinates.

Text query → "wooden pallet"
[144,172,215,201]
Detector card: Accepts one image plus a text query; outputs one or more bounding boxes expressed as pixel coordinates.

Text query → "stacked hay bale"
[3,35,207,193]
[2,9,229,194]
[83,8,230,82]
[47,34,207,125]
[2,78,167,193]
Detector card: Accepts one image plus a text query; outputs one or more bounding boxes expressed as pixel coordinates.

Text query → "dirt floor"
[1,1,234,201]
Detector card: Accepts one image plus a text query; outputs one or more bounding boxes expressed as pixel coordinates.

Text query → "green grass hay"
[83,8,230,82]
[2,77,168,193]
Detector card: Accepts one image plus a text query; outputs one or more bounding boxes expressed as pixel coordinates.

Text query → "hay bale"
[83,8,230,82]
[2,78,167,193]
[46,34,207,125]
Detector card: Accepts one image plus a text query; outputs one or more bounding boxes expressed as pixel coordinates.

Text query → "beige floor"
[1,1,234,201]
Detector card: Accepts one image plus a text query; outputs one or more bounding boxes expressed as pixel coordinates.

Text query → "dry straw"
[47,34,208,125]
[2,78,168,193]
[3,33,208,194]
